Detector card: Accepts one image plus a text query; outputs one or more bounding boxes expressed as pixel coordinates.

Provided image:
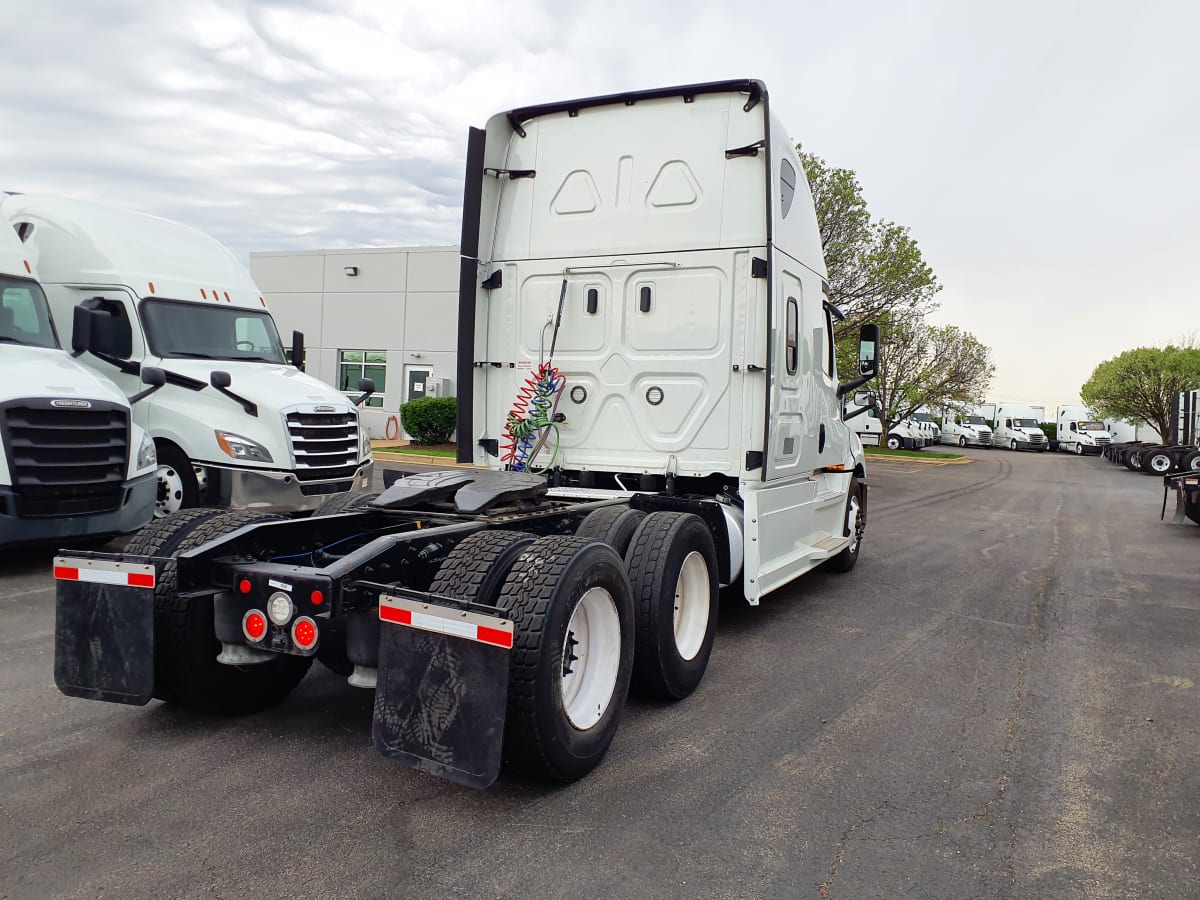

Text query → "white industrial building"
[249,246,459,438]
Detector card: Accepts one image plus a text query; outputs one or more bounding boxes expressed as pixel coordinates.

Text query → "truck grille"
[286,410,360,482]
[1,400,128,517]
[1095,436,1111,446]
[1029,433,1045,444]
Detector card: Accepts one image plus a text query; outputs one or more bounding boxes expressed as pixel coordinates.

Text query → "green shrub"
[1039,422,1057,440]
[400,396,456,444]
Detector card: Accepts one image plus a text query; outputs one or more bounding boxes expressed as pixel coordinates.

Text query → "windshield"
[1078,421,1105,431]
[141,298,286,363]
[0,275,58,349]
[912,414,935,422]
[1013,418,1039,428]
[965,416,988,425]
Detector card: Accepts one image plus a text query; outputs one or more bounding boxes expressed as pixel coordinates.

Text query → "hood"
[0,345,129,406]
[151,358,348,407]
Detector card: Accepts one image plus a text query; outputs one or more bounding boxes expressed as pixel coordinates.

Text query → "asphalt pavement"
[1,449,1197,898]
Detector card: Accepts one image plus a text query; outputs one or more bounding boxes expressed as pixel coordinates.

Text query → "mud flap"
[372,589,513,789]
[53,555,157,705]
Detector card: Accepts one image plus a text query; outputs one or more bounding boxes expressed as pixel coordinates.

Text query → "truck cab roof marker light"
[148,281,155,293]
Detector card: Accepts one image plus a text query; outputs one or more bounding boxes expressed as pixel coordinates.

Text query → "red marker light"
[239,578,252,594]
[310,589,324,606]
[292,616,318,650]
[242,610,268,642]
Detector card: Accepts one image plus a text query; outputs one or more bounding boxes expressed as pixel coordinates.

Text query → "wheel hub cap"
[672,551,710,661]
[560,587,621,730]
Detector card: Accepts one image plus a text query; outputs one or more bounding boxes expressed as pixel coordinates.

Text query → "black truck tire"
[498,536,634,783]
[624,512,719,701]
[428,530,538,605]
[130,509,312,714]
[1143,449,1175,475]
[828,477,865,573]
[575,506,646,556]
[313,490,380,517]
[1183,450,1200,472]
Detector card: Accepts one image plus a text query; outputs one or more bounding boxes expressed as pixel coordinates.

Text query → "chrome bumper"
[206,461,375,513]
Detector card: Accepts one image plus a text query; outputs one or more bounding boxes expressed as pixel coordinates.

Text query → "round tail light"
[242,610,268,643]
[292,616,319,651]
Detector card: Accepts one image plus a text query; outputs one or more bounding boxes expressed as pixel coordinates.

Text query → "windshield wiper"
[168,351,221,359]
[0,335,23,344]
[233,354,281,363]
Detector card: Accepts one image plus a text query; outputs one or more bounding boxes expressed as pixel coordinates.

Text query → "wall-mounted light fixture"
[344,266,359,276]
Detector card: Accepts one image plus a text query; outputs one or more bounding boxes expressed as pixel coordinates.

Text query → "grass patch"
[375,445,458,458]
[865,446,963,460]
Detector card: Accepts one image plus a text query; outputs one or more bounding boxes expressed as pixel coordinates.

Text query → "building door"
[405,365,433,403]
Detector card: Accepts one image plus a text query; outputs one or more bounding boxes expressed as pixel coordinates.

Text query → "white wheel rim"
[193,465,209,492]
[156,464,185,517]
[672,551,710,661]
[1076,444,1082,455]
[1151,456,1171,473]
[561,587,622,730]
[959,437,966,447]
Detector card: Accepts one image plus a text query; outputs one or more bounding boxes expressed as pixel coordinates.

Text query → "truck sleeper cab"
[0,195,373,517]
[0,221,157,547]
[940,412,992,448]
[991,403,1047,451]
[52,80,879,789]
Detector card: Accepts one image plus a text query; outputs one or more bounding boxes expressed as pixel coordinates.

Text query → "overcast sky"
[2,0,1197,409]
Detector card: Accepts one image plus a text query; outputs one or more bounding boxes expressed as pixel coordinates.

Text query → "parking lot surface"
[1,450,1197,897]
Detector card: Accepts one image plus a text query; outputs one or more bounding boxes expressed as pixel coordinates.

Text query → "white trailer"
[1056,403,1112,456]
[0,215,157,546]
[991,402,1048,451]
[0,195,374,516]
[52,80,880,788]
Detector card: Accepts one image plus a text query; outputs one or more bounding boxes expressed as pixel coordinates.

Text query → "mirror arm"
[842,403,874,422]
[837,373,875,398]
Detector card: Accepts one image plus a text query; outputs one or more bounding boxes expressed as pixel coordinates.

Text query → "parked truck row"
[0,194,374,548]
[1103,389,1199,475]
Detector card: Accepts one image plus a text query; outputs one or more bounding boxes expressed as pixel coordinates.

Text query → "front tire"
[886,435,902,450]
[154,444,199,518]
[1010,439,1018,451]
[959,436,967,447]
[499,536,634,783]
[625,512,719,701]
[829,477,865,573]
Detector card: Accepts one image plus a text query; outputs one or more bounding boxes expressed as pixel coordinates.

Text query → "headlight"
[136,434,157,471]
[215,430,273,463]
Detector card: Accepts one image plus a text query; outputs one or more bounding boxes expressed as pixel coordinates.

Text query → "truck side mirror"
[355,377,376,408]
[210,370,232,389]
[858,324,880,377]
[129,366,167,404]
[291,330,306,371]
[71,304,113,356]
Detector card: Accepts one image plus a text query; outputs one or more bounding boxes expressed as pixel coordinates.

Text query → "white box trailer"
[51,80,881,788]
[0,218,157,547]
[1056,403,1112,455]
[0,195,374,516]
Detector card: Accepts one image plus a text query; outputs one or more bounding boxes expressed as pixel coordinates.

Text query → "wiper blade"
[233,355,279,363]
[0,335,22,344]
[169,351,220,359]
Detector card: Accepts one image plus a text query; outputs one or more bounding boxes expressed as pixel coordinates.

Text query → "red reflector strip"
[53,558,155,588]
[379,594,513,650]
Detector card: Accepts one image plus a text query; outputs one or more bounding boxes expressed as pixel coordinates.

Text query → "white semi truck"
[939,409,993,447]
[1056,404,1112,455]
[842,395,921,449]
[991,402,1048,451]
[0,195,373,517]
[0,217,158,547]
[52,80,880,789]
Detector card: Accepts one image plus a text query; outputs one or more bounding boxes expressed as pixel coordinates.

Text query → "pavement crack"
[817,798,893,897]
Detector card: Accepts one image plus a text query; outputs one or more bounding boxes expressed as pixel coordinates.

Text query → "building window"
[338,350,386,407]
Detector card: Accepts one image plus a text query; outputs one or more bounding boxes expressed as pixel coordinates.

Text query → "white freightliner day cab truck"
[843,394,922,450]
[50,80,881,789]
[991,402,1048,451]
[1056,404,1112,456]
[0,194,374,518]
[0,217,159,547]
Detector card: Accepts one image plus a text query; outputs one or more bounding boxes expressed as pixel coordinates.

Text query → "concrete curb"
[865,452,974,466]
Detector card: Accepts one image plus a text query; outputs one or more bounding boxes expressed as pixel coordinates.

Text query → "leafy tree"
[798,150,942,359]
[1080,346,1200,440]
[870,316,994,438]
